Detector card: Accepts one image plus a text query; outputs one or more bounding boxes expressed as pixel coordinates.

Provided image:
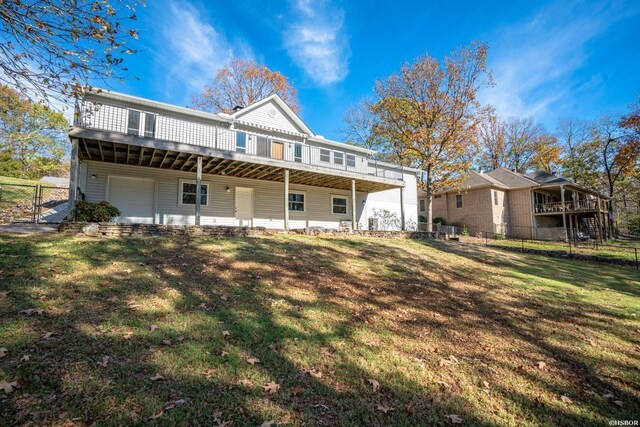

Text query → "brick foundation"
[57,222,437,240]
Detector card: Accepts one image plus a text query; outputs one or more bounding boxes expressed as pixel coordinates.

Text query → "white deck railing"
[75,102,404,181]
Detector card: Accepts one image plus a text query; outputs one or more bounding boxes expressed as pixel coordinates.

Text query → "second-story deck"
[71,94,409,193]
[534,199,605,214]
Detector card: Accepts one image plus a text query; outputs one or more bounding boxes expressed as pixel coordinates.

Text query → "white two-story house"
[68,89,419,230]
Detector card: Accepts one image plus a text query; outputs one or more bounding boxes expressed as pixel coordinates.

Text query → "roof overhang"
[69,128,403,193]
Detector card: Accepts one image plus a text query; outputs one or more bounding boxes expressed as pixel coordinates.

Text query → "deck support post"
[284,169,289,230]
[67,138,80,220]
[195,156,202,225]
[400,186,405,231]
[560,185,567,241]
[351,179,357,231]
[568,213,574,242]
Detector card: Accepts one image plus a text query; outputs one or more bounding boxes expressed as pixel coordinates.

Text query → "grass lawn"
[0,234,638,426]
[486,238,639,263]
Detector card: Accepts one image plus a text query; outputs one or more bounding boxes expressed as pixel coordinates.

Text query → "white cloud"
[156,1,251,99]
[284,0,350,86]
[480,0,636,125]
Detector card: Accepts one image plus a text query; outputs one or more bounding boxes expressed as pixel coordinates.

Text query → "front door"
[235,187,253,226]
[271,141,284,160]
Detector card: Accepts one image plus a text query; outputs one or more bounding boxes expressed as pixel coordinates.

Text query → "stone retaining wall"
[57,222,437,240]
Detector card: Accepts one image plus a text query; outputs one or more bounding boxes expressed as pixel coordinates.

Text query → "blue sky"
[113,0,640,141]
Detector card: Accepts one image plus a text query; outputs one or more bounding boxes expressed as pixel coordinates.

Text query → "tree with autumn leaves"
[193,59,299,114]
[366,42,492,231]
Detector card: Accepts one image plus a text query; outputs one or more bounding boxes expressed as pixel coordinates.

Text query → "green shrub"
[433,216,446,225]
[418,215,427,223]
[461,225,469,236]
[495,232,505,240]
[71,200,120,222]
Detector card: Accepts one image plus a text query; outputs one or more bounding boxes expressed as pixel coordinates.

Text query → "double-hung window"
[144,113,156,138]
[419,199,425,212]
[180,180,208,206]
[334,152,344,166]
[319,149,331,163]
[127,110,140,135]
[456,194,463,209]
[294,144,303,162]
[236,132,247,153]
[288,192,305,211]
[346,154,356,168]
[331,195,348,214]
[494,190,499,205]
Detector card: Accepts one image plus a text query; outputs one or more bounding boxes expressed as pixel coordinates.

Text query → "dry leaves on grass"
[1,379,18,394]
[290,385,303,396]
[41,332,54,340]
[0,348,7,358]
[150,373,166,381]
[236,379,252,387]
[560,395,573,404]
[305,368,322,378]
[222,330,230,338]
[150,324,158,331]
[246,357,260,365]
[445,414,463,424]
[20,355,29,362]
[367,378,380,392]
[96,356,109,367]
[263,382,280,395]
[0,290,9,298]
[20,308,43,316]
[376,402,395,413]
[260,421,275,427]
[536,361,547,370]
[438,355,459,366]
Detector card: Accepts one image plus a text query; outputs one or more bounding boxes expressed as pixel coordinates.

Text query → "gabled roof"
[434,171,508,194]
[230,94,314,136]
[485,168,539,189]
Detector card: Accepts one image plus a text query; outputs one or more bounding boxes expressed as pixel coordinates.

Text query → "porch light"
[226,186,231,193]
[90,174,97,180]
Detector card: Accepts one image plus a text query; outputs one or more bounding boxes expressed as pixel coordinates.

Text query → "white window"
[288,192,305,211]
[419,199,425,212]
[179,180,208,206]
[127,110,140,135]
[143,113,156,138]
[331,195,348,215]
[456,194,463,209]
[236,132,247,153]
[494,190,498,205]
[334,152,344,165]
[294,144,302,162]
[320,149,330,163]
[346,154,356,168]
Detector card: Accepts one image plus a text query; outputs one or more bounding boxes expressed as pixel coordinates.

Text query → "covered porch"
[532,184,612,242]
[67,133,407,230]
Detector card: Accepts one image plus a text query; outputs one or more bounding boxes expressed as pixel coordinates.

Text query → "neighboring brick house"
[419,168,612,241]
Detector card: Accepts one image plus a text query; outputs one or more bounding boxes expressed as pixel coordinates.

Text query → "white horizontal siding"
[234,101,304,134]
[81,161,372,229]
[363,172,418,230]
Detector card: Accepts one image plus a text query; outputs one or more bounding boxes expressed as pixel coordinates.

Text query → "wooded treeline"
[340,42,640,231]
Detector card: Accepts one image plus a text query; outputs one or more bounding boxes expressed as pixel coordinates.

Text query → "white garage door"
[107,176,155,224]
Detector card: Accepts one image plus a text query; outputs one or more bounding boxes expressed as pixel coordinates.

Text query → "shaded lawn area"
[486,238,639,263]
[0,234,638,426]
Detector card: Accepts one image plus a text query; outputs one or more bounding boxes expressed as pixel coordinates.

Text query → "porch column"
[284,169,289,230]
[67,138,79,220]
[400,186,405,231]
[560,185,567,241]
[195,156,202,225]
[351,179,357,231]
